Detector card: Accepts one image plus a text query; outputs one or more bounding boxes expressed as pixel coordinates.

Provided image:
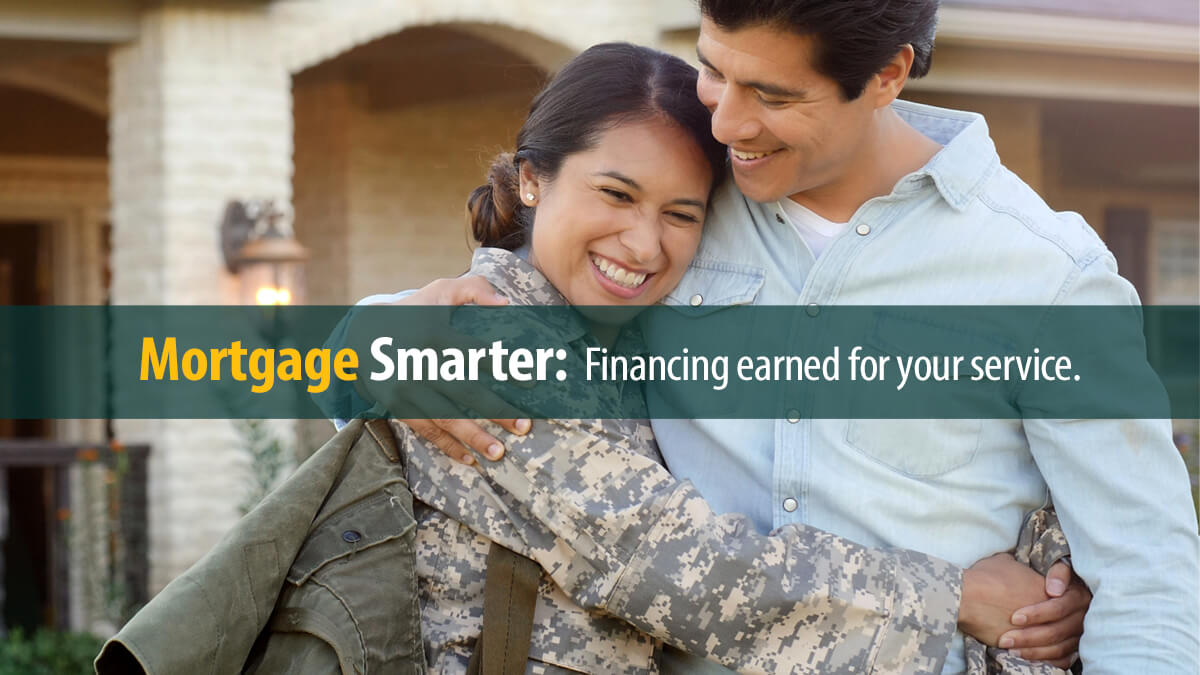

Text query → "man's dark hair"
[699,0,939,100]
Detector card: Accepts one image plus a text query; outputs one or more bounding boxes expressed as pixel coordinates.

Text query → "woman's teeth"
[592,255,647,289]
[731,148,778,161]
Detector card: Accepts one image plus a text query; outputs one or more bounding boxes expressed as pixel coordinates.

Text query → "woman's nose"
[618,213,662,264]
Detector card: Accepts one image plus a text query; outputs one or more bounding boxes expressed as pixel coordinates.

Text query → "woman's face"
[523,118,712,310]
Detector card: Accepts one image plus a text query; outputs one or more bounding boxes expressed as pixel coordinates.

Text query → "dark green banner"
[0,305,1195,419]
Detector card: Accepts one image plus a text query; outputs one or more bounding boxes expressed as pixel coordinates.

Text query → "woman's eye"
[668,212,700,224]
[602,188,632,202]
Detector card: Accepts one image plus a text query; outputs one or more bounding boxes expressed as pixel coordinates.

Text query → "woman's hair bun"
[467,152,526,250]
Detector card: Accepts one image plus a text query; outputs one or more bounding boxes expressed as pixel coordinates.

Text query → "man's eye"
[602,188,632,202]
[702,67,724,82]
[758,96,788,108]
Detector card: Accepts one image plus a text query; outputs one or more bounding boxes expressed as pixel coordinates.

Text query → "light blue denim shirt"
[651,100,1199,675]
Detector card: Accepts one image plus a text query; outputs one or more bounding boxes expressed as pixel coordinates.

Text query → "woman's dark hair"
[468,42,727,251]
[699,0,939,101]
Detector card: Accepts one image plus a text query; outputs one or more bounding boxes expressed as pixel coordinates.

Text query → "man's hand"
[960,554,1088,669]
[403,275,510,307]
[402,417,529,465]
[354,275,531,464]
[997,560,1089,667]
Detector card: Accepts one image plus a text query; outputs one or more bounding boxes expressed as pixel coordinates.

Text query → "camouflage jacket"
[401,248,964,675]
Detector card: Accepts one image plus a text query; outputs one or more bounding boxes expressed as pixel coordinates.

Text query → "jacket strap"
[466,543,542,675]
[364,418,404,465]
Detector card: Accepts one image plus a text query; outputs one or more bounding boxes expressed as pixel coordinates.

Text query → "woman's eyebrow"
[596,171,641,190]
[596,172,704,208]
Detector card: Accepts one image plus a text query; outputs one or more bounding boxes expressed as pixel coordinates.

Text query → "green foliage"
[237,418,286,515]
[0,628,104,675]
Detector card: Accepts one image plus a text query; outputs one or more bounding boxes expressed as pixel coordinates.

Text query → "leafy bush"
[0,628,104,675]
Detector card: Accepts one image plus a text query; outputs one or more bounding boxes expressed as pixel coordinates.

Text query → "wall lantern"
[220,200,308,306]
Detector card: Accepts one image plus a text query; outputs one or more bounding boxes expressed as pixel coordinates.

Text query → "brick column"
[108,4,292,590]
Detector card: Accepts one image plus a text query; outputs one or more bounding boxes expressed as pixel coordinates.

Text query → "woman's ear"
[517,161,540,206]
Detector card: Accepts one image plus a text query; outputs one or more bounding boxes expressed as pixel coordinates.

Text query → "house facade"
[0,0,1195,635]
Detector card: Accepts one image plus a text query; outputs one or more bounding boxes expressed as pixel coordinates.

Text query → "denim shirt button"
[775,213,785,224]
[805,303,820,317]
[782,497,799,512]
[786,409,801,423]
[855,223,871,236]
[689,293,703,306]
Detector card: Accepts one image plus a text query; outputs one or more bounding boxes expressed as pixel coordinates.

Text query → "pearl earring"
[526,193,536,203]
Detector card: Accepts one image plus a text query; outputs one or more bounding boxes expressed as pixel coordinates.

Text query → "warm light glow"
[255,286,292,305]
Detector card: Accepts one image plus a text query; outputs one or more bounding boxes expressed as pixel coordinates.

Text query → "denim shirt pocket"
[662,258,765,314]
[843,312,999,478]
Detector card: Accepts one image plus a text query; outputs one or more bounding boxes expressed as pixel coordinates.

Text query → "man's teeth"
[592,255,647,289]
[732,149,777,161]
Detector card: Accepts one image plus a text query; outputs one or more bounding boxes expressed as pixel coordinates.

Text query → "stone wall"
[344,90,533,300]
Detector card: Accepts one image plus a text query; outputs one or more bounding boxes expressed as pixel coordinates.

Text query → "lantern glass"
[234,233,308,306]
[239,258,305,306]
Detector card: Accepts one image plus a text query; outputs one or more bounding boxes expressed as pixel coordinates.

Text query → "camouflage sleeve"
[410,417,963,674]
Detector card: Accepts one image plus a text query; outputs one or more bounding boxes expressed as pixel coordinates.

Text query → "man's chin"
[730,172,791,204]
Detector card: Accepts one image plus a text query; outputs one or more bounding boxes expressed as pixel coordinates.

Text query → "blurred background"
[0,0,1195,654]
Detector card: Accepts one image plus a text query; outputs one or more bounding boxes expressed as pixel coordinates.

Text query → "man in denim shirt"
[376,1,1200,672]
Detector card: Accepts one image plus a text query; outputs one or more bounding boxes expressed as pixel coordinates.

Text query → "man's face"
[696,18,879,204]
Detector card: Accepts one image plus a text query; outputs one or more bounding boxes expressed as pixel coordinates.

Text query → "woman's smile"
[589,253,654,299]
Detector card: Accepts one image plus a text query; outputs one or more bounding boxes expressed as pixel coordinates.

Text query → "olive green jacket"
[95,419,425,675]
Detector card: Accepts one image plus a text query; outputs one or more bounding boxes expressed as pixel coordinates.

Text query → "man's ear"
[517,160,540,204]
[871,44,916,109]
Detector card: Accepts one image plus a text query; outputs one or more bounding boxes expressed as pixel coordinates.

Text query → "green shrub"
[0,628,104,675]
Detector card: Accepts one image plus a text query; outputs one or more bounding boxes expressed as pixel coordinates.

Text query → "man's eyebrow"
[695,46,807,100]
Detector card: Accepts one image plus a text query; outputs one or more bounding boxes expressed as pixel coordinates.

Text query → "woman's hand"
[349,275,531,464]
[960,553,1089,668]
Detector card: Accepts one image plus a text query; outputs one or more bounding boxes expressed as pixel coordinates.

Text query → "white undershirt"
[777,198,852,260]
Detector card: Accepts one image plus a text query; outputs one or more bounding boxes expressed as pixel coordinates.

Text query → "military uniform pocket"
[287,489,416,584]
[251,486,425,674]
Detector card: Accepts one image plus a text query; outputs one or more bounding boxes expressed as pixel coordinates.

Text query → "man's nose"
[709,87,759,146]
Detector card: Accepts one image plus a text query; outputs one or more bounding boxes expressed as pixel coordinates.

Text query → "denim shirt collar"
[891,100,1000,212]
